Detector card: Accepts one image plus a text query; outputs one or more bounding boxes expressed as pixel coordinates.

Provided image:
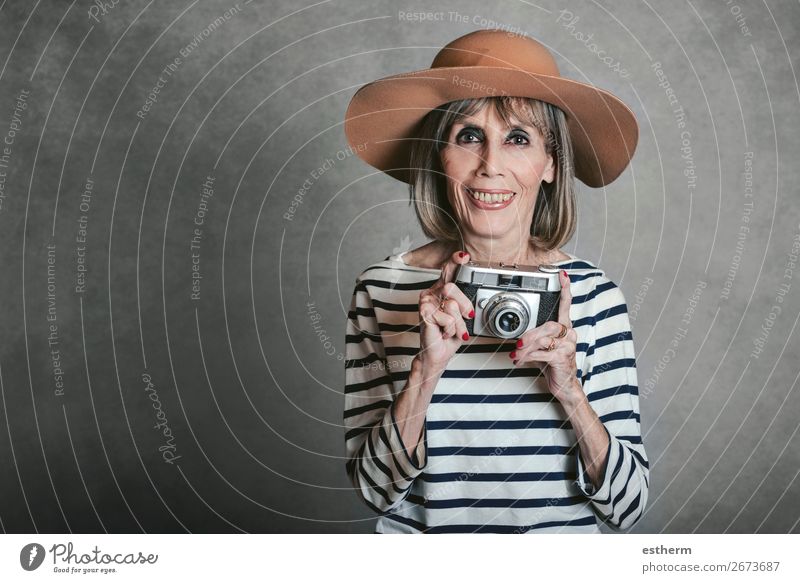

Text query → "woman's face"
[440,104,555,241]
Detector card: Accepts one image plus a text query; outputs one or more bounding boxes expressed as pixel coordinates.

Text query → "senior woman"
[342,29,649,533]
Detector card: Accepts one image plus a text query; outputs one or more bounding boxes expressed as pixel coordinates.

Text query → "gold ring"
[438,298,447,311]
[556,323,568,338]
[545,337,557,351]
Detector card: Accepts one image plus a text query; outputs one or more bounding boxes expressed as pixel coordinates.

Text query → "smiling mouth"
[464,186,517,208]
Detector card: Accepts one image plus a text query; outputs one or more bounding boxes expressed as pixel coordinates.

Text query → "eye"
[507,131,530,146]
[456,128,482,144]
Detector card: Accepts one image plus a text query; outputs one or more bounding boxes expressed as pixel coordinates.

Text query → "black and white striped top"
[343,251,649,533]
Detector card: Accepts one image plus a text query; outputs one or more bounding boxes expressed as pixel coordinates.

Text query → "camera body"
[454,260,562,339]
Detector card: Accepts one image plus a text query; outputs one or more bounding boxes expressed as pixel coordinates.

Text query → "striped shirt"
[343,251,649,533]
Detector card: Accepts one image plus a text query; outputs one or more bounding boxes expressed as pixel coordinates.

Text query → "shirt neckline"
[388,250,580,272]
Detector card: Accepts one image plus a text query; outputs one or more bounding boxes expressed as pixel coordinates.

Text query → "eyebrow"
[453,121,533,131]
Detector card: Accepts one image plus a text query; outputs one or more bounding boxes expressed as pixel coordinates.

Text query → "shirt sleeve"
[343,275,428,514]
[573,278,650,531]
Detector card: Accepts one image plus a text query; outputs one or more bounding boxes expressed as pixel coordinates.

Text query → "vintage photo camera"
[454,260,562,339]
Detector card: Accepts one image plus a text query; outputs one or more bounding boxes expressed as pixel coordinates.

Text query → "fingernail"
[562,270,568,278]
[462,332,469,341]
[468,309,475,318]
[458,251,466,258]
[509,350,516,359]
[516,339,524,348]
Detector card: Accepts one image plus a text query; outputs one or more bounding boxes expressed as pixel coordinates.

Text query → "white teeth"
[468,189,514,203]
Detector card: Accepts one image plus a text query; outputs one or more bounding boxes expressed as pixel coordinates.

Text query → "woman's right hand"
[416,250,475,381]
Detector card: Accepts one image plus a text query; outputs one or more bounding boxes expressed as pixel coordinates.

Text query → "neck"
[455,233,548,266]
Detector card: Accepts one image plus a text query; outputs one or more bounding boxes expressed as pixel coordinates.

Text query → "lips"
[464,185,517,210]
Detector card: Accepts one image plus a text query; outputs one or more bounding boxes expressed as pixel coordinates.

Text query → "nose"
[476,139,504,178]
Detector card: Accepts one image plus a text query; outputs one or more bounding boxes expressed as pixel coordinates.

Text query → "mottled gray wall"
[0,0,797,533]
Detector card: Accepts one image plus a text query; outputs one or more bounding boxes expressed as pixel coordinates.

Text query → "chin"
[462,218,523,239]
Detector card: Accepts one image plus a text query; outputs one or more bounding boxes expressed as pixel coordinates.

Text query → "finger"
[515,320,564,350]
[520,335,576,362]
[419,287,435,300]
[513,325,578,362]
[438,249,471,285]
[431,309,457,339]
[518,349,564,364]
[441,282,475,318]
[566,328,578,344]
[419,298,439,326]
[419,293,440,314]
[558,270,573,329]
[420,296,454,335]
[440,297,470,340]
[513,349,553,367]
[511,333,559,362]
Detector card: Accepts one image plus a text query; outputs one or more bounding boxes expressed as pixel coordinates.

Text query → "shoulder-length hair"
[408,96,577,251]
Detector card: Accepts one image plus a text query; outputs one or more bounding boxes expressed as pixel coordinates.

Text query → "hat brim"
[344,66,638,188]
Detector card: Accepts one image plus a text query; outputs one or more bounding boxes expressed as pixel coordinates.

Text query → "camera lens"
[497,311,521,334]
[483,293,530,339]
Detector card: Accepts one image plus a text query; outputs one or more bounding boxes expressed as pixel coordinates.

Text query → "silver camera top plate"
[454,260,561,292]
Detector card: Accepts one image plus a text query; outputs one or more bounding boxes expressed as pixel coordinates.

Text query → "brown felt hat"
[344,28,638,188]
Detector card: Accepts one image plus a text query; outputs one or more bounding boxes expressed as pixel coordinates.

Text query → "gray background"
[0,0,797,533]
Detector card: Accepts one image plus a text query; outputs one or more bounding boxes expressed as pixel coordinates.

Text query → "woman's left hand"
[509,270,582,403]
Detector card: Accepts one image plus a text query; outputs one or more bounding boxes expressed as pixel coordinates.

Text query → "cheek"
[440,150,470,203]
[440,148,468,178]
[510,153,548,186]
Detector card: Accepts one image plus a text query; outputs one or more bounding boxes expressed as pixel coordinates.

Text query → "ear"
[542,152,556,184]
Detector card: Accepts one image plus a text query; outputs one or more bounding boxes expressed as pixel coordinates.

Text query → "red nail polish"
[458,251,466,258]
[468,309,475,319]
[509,350,516,359]
[462,332,469,341]
[562,270,568,278]
[516,339,524,348]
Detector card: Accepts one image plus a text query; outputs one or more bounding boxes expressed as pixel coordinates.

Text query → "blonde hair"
[408,96,577,250]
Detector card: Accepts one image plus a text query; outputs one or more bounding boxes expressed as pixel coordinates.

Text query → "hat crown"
[430,29,560,76]
[344,28,638,188]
